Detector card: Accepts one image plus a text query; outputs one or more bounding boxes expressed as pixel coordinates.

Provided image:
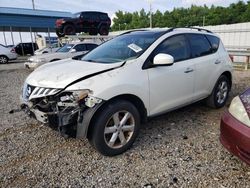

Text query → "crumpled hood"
[26,59,124,88]
[240,88,250,117]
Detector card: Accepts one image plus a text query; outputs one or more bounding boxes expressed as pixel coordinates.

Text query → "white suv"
[21,28,232,156]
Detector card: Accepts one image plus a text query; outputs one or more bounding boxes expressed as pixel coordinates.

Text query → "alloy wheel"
[216,81,228,104]
[104,111,135,149]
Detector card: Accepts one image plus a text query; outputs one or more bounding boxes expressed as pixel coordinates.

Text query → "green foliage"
[112,1,250,31]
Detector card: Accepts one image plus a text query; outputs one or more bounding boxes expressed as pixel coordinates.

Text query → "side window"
[206,35,220,52]
[73,44,86,52]
[86,44,98,51]
[187,34,212,58]
[91,13,99,20]
[153,35,191,62]
[81,13,90,20]
[100,14,108,20]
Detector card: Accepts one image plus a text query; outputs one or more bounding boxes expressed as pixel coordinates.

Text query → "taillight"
[56,19,64,26]
[229,54,234,62]
[11,48,15,53]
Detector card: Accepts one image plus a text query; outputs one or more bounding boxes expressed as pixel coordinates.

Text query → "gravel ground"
[0,64,250,187]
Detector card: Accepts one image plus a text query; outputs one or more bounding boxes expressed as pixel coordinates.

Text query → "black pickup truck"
[55,11,111,37]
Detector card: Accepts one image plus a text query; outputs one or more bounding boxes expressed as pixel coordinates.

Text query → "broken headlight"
[60,89,91,103]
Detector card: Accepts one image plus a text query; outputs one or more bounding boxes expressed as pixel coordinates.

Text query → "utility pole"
[32,0,35,10]
[203,16,206,27]
[149,0,153,28]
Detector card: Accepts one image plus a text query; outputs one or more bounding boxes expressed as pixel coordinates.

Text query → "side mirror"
[153,53,174,66]
[70,49,76,53]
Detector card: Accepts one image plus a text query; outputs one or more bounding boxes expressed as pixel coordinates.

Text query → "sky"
[0,0,247,45]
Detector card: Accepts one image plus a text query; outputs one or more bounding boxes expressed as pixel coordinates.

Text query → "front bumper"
[24,62,39,69]
[220,110,250,165]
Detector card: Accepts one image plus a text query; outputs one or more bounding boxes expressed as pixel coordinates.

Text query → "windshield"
[73,12,81,18]
[81,31,164,64]
[56,44,74,52]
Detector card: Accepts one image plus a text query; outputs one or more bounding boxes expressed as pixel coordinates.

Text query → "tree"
[111,1,250,31]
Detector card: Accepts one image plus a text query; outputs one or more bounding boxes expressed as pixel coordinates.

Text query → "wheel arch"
[0,54,9,59]
[85,94,148,139]
[221,71,232,90]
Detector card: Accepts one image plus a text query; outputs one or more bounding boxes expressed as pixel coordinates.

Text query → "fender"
[76,102,105,138]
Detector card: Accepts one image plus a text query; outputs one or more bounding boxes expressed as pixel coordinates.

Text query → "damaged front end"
[21,83,103,138]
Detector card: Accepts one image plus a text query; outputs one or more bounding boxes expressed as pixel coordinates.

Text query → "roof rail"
[168,27,213,33]
[120,29,149,35]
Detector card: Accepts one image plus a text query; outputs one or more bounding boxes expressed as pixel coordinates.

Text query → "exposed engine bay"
[21,84,103,138]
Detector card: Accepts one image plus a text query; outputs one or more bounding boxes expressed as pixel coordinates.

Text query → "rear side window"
[100,14,108,20]
[187,34,212,58]
[73,44,86,52]
[86,44,98,51]
[153,35,191,62]
[206,35,220,52]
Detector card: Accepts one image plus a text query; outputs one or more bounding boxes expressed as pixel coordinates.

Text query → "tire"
[0,55,8,64]
[56,30,65,37]
[63,24,76,35]
[89,100,140,156]
[98,25,109,35]
[206,75,230,108]
[89,29,98,36]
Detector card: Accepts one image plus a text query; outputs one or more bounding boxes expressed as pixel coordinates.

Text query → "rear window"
[187,34,212,58]
[100,14,109,20]
[206,35,220,52]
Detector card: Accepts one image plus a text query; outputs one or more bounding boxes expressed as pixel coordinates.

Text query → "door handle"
[184,68,194,73]
[215,60,221,64]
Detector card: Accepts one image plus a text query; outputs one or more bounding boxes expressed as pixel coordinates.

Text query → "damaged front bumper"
[20,88,103,138]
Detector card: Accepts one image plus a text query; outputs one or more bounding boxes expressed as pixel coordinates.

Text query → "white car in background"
[0,44,17,64]
[24,42,98,69]
[21,28,233,156]
[34,43,63,55]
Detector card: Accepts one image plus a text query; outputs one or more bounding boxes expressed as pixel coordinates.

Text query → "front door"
[147,34,195,115]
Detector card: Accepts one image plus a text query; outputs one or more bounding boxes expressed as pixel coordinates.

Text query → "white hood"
[30,52,68,62]
[26,59,124,88]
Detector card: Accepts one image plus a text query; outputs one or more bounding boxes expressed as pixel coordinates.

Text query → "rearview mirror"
[70,49,76,53]
[153,53,174,66]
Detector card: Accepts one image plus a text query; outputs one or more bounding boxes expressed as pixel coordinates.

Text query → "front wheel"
[206,75,230,108]
[89,100,140,156]
[56,30,65,37]
[63,24,76,35]
[0,55,8,64]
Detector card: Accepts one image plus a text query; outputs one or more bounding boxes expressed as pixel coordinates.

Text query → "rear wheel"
[99,25,109,35]
[89,100,140,156]
[0,55,8,64]
[206,75,230,108]
[63,24,76,35]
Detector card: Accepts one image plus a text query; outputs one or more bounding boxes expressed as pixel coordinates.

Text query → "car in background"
[21,28,232,156]
[220,88,250,165]
[34,43,63,55]
[24,42,98,69]
[0,44,17,63]
[15,42,38,56]
[55,11,111,37]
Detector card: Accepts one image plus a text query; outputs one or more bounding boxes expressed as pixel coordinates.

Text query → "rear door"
[69,44,87,57]
[147,34,195,115]
[186,34,221,100]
